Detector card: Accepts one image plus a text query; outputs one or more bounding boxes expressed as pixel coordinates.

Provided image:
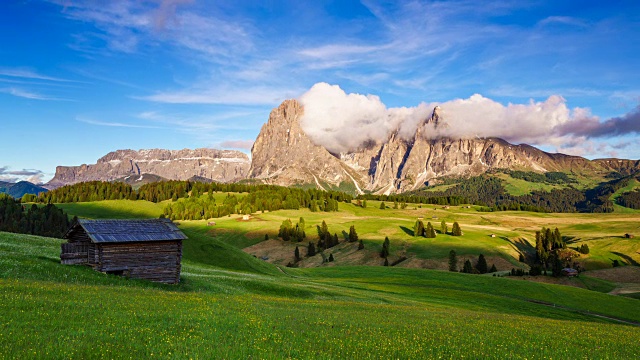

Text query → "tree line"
[617,189,640,209]
[0,194,72,238]
[448,250,497,274]
[363,174,638,213]
[33,180,352,221]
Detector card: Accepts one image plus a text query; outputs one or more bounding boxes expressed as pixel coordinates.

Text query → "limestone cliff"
[47,148,250,188]
[249,100,366,192]
[249,100,640,194]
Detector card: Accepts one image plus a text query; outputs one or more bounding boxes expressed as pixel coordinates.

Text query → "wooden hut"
[61,219,187,284]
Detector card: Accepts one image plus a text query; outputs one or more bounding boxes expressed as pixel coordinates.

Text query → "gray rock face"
[47,148,250,188]
[249,100,367,192]
[250,100,640,194]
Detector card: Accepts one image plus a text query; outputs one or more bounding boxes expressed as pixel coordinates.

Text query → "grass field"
[1,230,639,358]
[54,198,640,272]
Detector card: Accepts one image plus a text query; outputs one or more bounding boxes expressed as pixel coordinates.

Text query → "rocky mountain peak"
[47,148,250,188]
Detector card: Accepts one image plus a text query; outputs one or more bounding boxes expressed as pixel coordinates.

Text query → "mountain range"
[0,181,48,198]
[38,99,640,195]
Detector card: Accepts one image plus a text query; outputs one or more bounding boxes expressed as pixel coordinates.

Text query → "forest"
[361,174,639,213]
[617,189,640,209]
[0,193,71,238]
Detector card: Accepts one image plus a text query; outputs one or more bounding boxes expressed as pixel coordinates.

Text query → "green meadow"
[2,197,639,358]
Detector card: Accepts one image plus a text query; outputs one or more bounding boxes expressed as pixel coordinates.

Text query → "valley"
[1,196,639,358]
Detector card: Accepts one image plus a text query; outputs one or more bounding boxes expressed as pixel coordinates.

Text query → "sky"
[0,0,638,184]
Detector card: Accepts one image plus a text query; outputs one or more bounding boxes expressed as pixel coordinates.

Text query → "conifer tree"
[380,237,390,258]
[308,242,316,257]
[452,222,462,236]
[476,254,488,274]
[329,253,334,262]
[448,250,458,272]
[489,264,497,273]
[348,225,358,242]
[358,239,364,250]
[440,220,447,234]
[462,259,473,273]
[380,202,386,210]
[425,222,436,238]
[413,219,425,237]
[295,246,300,261]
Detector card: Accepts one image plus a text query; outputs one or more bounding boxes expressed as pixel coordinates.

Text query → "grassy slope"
[56,198,640,271]
[1,231,639,358]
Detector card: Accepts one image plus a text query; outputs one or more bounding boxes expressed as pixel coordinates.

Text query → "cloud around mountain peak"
[298,82,639,155]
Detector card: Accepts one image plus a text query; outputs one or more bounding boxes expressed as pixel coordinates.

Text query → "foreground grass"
[1,231,639,358]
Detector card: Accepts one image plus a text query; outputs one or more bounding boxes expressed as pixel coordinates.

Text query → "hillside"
[1,230,639,358]
[0,180,47,198]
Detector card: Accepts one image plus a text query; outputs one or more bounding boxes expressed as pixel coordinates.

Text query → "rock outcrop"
[47,148,250,188]
[249,100,640,194]
[249,100,367,193]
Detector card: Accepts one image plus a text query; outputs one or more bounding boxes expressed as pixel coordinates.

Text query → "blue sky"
[0,0,638,183]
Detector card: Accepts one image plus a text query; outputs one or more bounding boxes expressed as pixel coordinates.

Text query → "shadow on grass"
[399,226,414,236]
[611,251,640,266]
[503,236,535,262]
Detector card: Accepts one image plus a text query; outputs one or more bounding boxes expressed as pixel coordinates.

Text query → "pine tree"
[358,239,364,250]
[452,222,462,236]
[295,246,300,261]
[413,219,425,237]
[308,242,316,257]
[440,220,447,234]
[448,250,457,272]
[462,259,473,273]
[329,253,334,262]
[379,202,386,210]
[425,222,436,238]
[489,264,497,273]
[348,225,358,242]
[264,234,269,241]
[476,254,488,274]
[380,237,390,258]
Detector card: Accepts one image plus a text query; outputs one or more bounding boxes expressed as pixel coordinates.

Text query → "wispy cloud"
[76,116,164,129]
[54,0,252,59]
[140,85,302,105]
[0,87,68,101]
[0,68,75,82]
[538,16,588,28]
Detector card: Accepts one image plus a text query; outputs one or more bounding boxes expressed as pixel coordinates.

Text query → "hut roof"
[66,218,187,243]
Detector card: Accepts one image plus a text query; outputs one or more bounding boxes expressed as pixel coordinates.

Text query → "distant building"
[60,219,187,284]
[561,268,579,277]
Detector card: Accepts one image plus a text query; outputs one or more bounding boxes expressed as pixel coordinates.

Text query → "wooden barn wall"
[60,227,91,265]
[95,241,183,284]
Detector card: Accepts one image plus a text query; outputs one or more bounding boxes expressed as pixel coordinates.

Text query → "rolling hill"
[0,180,47,198]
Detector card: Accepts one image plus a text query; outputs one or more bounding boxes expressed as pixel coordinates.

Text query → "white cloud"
[220,140,254,150]
[298,82,637,155]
